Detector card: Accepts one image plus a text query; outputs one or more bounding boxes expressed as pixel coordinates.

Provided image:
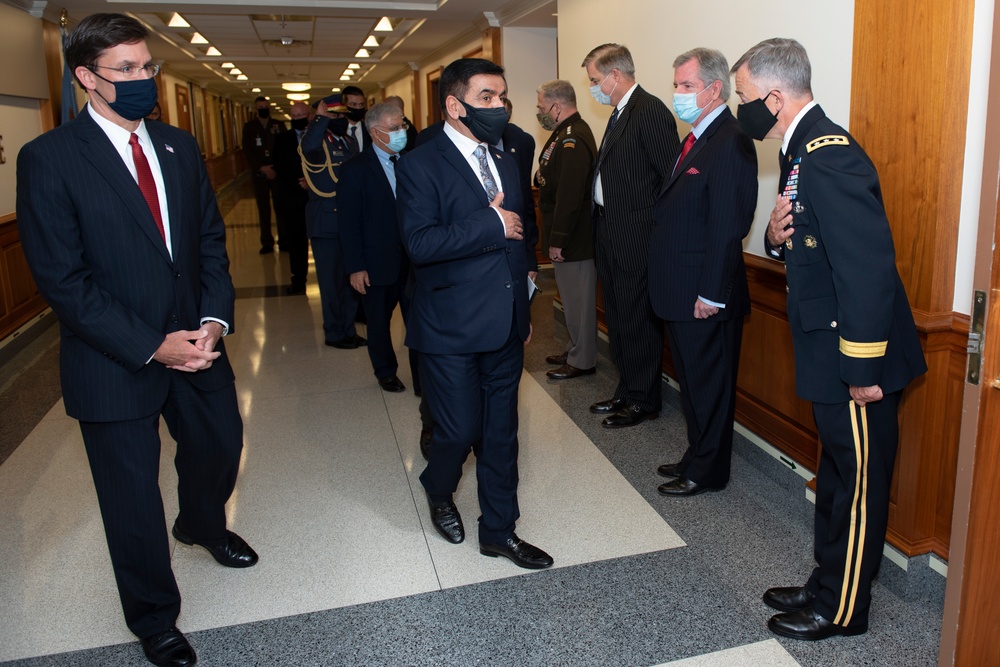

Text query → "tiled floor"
[0,195,944,666]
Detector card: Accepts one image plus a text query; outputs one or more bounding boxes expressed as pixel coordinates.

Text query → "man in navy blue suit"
[648,48,758,497]
[339,102,418,393]
[16,13,255,667]
[397,58,552,570]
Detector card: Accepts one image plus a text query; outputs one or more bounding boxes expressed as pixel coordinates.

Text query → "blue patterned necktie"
[474,145,498,201]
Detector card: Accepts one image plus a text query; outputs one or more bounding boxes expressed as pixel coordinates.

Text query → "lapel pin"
[165,144,174,153]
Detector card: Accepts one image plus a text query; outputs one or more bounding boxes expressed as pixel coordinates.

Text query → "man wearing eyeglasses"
[16,13,254,667]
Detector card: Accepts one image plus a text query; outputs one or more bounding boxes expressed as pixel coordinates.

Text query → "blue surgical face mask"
[589,72,617,106]
[91,70,158,121]
[385,129,408,153]
[672,85,710,125]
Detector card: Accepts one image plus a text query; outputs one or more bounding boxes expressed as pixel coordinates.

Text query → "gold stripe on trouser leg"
[834,402,868,625]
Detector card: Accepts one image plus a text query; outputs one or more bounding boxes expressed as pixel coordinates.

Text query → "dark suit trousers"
[252,174,280,249]
[311,237,358,342]
[362,273,411,379]
[665,317,743,487]
[79,374,243,639]
[418,320,522,543]
[280,191,309,287]
[806,391,901,630]
[594,213,663,412]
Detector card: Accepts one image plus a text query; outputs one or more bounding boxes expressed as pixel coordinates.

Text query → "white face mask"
[672,85,711,124]
[590,72,617,106]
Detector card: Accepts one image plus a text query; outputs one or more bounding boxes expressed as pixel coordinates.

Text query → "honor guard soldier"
[732,38,927,641]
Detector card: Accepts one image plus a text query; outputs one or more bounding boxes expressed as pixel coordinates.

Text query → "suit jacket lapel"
[365,148,396,201]
[661,107,731,194]
[76,109,172,264]
[147,122,180,264]
[437,132,492,205]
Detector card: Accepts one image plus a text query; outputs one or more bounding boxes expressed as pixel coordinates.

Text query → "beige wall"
[383,75,414,126]
[0,4,47,100]
[503,27,558,166]
[0,95,43,215]
[557,0,856,259]
[417,39,481,129]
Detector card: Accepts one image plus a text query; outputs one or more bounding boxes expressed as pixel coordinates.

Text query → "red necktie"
[129,133,166,242]
[673,132,696,176]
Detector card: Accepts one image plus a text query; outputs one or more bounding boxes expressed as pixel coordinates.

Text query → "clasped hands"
[153,321,224,372]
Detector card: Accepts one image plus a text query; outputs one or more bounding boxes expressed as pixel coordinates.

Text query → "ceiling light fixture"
[167,13,190,28]
[237,74,248,81]
[252,87,261,92]
[348,63,361,70]
[206,47,222,56]
[354,49,370,58]
[230,68,242,76]
[363,36,379,48]
[190,32,208,45]
[287,93,310,101]
[374,17,393,31]
[282,83,312,92]
[340,75,352,81]
[331,87,341,92]
[342,69,354,77]
[221,62,235,69]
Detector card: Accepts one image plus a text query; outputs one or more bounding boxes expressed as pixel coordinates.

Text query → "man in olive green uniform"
[535,80,598,380]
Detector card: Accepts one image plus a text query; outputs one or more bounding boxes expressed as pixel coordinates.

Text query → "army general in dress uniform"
[732,38,927,641]
[534,80,599,380]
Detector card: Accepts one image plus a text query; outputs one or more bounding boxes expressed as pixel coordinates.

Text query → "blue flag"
[61,28,77,124]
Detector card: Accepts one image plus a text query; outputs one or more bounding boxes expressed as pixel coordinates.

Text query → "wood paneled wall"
[0,214,48,342]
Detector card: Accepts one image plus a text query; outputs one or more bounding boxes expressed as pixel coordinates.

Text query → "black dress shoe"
[354,334,368,347]
[546,364,596,380]
[768,607,867,640]
[589,398,625,414]
[602,404,659,428]
[259,246,274,255]
[545,351,568,365]
[428,497,464,543]
[419,427,432,460]
[172,523,258,568]
[141,627,196,667]
[656,461,685,478]
[657,477,723,496]
[480,534,553,569]
[328,336,359,349]
[764,586,817,612]
[285,283,306,295]
[378,375,406,392]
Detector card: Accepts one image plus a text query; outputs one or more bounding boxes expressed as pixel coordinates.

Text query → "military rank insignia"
[804,235,818,249]
[807,135,849,152]
[783,157,801,200]
[542,141,556,161]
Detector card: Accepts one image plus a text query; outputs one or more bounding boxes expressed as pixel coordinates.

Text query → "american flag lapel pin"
[165,144,174,153]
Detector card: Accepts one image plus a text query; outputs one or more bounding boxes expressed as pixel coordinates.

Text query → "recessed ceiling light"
[206,47,222,56]
[331,87,341,92]
[282,83,312,92]
[287,93,310,101]
[237,74,248,81]
[354,49,370,58]
[342,69,354,77]
[348,63,361,70]
[363,36,379,48]
[168,13,190,28]
[251,87,261,92]
[374,17,393,31]
[230,68,242,76]
[340,75,352,81]
[221,62,235,69]
[190,32,208,45]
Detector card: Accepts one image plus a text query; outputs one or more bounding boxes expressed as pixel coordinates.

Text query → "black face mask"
[91,70,158,121]
[737,92,778,140]
[458,100,508,146]
[257,107,270,119]
[328,117,349,136]
[346,107,366,123]
[290,117,309,131]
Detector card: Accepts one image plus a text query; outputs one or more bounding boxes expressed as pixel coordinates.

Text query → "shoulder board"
[807,135,849,152]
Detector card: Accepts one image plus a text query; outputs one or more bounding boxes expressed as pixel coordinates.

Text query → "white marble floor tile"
[390,372,686,590]
[654,639,802,666]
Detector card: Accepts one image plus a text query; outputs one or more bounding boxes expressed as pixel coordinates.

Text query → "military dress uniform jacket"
[766,105,926,404]
[241,116,285,173]
[537,112,596,262]
[299,115,352,239]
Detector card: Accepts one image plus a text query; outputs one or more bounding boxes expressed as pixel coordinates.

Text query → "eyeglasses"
[88,63,161,78]
[376,122,410,133]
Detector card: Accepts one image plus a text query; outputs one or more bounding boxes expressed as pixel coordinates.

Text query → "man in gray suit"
[583,43,680,428]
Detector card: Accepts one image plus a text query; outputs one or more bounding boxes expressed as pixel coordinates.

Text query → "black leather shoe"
[546,364,596,380]
[259,246,274,255]
[378,375,406,393]
[141,627,196,667]
[590,398,625,414]
[354,334,368,347]
[172,523,258,568]
[768,607,867,640]
[285,283,306,295]
[419,427,432,460]
[328,336,359,349]
[602,404,659,428]
[545,351,568,365]
[480,534,553,569]
[657,477,723,496]
[764,586,817,612]
[428,497,464,543]
[656,462,685,478]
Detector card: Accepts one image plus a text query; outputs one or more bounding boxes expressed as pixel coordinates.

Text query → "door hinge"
[967,290,986,385]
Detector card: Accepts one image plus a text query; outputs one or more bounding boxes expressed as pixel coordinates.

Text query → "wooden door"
[174,84,192,133]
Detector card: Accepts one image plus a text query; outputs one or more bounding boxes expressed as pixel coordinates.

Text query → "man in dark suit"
[342,85,369,153]
[339,102,418,393]
[397,58,552,570]
[583,43,680,428]
[242,95,286,254]
[300,95,365,349]
[272,101,312,294]
[649,48,758,497]
[16,14,256,667]
[732,38,927,641]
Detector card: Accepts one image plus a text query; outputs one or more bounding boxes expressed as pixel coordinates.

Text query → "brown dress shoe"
[546,364,596,380]
[545,351,568,365]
